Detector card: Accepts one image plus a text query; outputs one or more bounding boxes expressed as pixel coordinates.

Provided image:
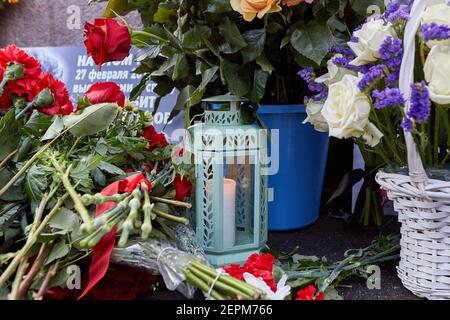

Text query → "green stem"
[189,262,261,298]
[0,192,68,288]
[51,156,93,232]
[0,149,17,172]
[186,265,251,299]
[183,269,225,300]
[15,102,34,119]
[0,130,66,198]
[152,208,189,225]
[0,77,7,95]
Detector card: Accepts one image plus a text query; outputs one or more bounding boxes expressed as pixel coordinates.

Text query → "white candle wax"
[223,178,236,248]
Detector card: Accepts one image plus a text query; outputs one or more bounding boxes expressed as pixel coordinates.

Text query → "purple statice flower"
[331,54,372,73]
[298,67,325,93]
[379,36,403,70]
[383,0,412,23]
[386,70,400,85]
[358,65,385,91]
[407,81,431,123]
[372,87,405,109]
[401,117,412,131]
[329,46,353,57]
[298,67,327,102]
[420,23,450,42]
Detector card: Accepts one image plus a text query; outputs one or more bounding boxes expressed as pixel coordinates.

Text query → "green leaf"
[98,161,126,176]
[63,103,118,137]
[45,240,70,265]
[130,74,150,101]
[23,110,52,136]
[135,45,161,62]
[24,165,47,202]
[0,110,20,161]
[172,54,189,81]
[291,21,332,65]
[182,25,211,50]
[0,168,24,201]
[206,0,232,14]
[49,207,80,232]
[153,2,177,23]
[241,28,266,63]
[41,116,64,141]
[103,0,129,17]
[70,154,102,189]
[250,69,269,102]
[256,55,275,75]
[218,17,247,54]
[222,60,251,97]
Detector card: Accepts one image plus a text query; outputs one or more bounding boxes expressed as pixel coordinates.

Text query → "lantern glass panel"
[223,154,255,247]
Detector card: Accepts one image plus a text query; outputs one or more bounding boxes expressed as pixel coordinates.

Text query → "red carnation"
[173,174,193,201]
[81,82,125,107]
[142,125,169,150]
[295,285,324,300]
[0,87,11,110]
[84,18,131,69]
[0,44,41,101]
[34,72,73,115]
[222,253,277,292]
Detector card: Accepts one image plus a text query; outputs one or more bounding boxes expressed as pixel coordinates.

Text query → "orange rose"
[230,0,282,22]
[282,0,314,7]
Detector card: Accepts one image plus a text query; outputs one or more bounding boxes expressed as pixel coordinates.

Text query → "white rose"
[348,19,396,66]
[321,75,383,146]
[303,100,328,132]
[424,44,450,105]
[315,54,356,86]
[421,3,450,47]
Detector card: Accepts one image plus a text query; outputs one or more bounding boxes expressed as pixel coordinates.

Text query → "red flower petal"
[84,19,131,69]
[82,82,125,107]
[173,174,193,201]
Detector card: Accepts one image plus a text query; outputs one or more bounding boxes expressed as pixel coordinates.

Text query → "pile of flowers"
[301,0,450,225]
[0,43,197,300]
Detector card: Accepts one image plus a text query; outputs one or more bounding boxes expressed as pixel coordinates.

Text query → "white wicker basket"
[376,1,450,300]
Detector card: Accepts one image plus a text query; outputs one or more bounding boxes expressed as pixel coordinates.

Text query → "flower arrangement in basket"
[302,0,450,298]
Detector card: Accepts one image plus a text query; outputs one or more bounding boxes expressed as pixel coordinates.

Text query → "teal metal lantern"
[187,95,268,266]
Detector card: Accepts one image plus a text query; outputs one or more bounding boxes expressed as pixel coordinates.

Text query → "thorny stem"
[15,242,53,300]
[35,263,58,300]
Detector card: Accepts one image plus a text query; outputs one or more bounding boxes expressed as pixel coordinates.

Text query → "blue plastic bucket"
[257,105,329,231]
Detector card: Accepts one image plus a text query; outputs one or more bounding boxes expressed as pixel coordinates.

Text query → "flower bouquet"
[0,43,198,299]
[91,0,384,124]
[302,0,450,226]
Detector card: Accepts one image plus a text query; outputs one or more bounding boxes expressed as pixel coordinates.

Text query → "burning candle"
[223,178,236,248]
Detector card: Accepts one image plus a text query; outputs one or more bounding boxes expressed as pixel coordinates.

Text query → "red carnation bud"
[84,18,131,70]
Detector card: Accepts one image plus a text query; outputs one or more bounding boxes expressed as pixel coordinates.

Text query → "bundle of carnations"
[0,42,266,301]
[301,0,450,298]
